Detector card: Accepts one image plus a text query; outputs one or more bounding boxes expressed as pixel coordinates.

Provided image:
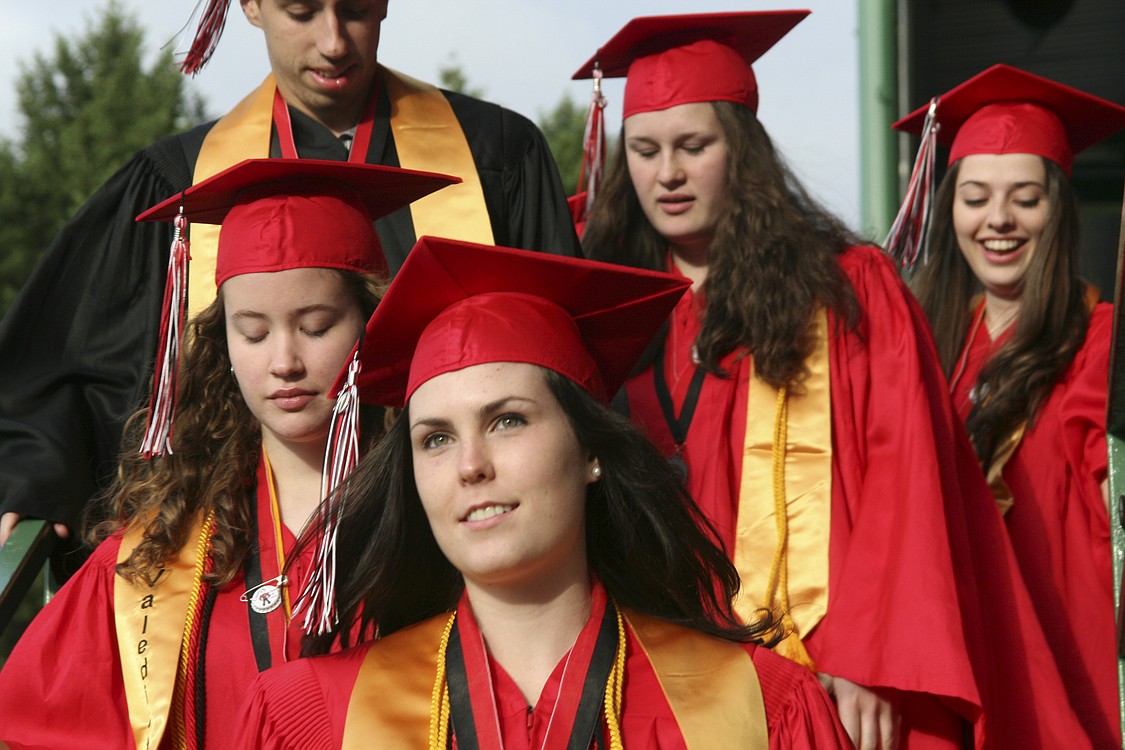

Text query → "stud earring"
[591,463,603,480]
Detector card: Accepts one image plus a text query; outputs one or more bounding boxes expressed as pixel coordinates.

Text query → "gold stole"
[381,67,493,246]
[186,69,493,317]
[114,515,210,750]
[343,615,449,749]
[984,425,1025,516]
[624,610,769,748]
[732,309,832,640]
[342,611,768,748]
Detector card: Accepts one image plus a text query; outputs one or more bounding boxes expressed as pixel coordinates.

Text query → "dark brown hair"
[303,368,781,656]
[582,101,859,388]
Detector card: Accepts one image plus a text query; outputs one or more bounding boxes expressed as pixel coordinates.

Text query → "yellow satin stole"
[342,615,447,749]
[624,610,769,748]
[732,309,832,642]
[342,610,768,748]
[114,514,211,750]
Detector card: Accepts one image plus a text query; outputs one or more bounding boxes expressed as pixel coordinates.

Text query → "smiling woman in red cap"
[0,158,455,749]
[899,64,1125,749]
[577,12,1091,750]
[232,237,853,748]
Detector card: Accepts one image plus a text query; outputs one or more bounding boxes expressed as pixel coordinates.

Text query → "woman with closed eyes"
[0,158,453,748]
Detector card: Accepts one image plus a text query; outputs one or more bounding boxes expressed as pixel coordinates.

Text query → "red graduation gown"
[0,462,314,750]
[234,602,851,749]
[951,302,1116,748]
[625,245,1089,749]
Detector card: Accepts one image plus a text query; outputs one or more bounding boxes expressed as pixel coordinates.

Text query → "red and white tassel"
[293,352,363,635]
[178,0,232,76]
[141,212,191,458]
[884,97,940,270]
[576,63,608,222]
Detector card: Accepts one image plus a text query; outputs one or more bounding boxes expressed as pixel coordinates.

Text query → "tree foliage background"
[0,0,206,316]
[537,92,589,198]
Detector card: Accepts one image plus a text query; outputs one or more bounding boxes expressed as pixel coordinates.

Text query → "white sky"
[0,1,861,227]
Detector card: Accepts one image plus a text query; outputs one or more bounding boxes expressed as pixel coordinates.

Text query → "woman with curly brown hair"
[899,65,1125,749]
[577,12,1089,750]
[0,159,453,749]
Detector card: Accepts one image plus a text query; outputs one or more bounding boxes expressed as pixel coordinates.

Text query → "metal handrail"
[1107,168,1125,738]
[0,520,56,634]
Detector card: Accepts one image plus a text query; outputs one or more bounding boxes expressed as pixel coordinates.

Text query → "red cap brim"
[136,158,461,225]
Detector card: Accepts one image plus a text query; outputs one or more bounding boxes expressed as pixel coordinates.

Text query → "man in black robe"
[0,0,579,555]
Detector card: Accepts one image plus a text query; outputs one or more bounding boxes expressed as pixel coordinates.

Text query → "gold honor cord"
[602,606,627,750]
[733,309,832,655]
[426,608,626,749]
[427,614,456,750]
[115,511,215,750]
[186,69,492,318]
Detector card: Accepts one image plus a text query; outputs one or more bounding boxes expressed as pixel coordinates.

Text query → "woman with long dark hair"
[577,12,1088,750]
[235,237,852,748]
[900,65,1125,749]
[0,159,453,748]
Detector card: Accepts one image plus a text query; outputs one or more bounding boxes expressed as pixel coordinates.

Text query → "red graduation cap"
[138,159,458,632]
[884,65,1125,268]
[893,64,1125,174]
[138,158,460,285]
[572,11,809,118]
[133,158,458,458]
[346,236,691,407]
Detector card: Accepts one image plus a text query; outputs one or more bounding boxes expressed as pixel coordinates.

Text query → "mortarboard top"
[892,64,1125,175]
[345,236,690,407]
[572,11,809,118]
[137,158,459,285]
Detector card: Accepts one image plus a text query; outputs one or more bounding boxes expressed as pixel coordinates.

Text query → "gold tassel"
[774,627,816,672]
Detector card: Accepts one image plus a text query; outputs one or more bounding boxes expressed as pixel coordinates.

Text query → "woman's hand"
[0,512,70,547]
[817,672,901,750]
